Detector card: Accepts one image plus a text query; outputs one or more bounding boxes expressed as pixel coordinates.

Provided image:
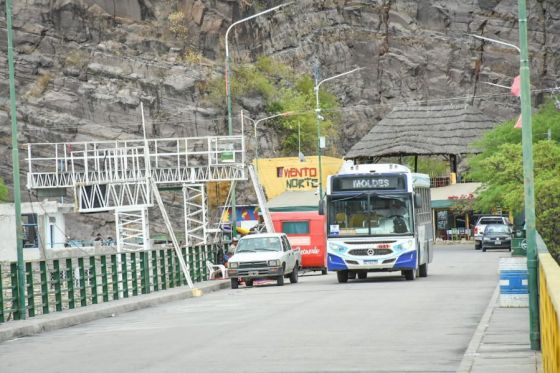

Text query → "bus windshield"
[327,194,413,237]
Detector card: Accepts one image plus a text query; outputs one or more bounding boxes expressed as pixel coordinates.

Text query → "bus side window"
[414,193,422,208]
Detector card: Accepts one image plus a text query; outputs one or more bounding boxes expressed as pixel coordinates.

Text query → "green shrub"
[64,50,89,69]
[25,73,52,98]
[205,56,341,156]
[0,177,8,202]
[168,11,188,39]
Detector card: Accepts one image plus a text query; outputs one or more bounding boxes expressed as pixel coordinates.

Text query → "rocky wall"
[1,0,559,236]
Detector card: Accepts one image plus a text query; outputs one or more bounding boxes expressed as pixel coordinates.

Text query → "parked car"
[481,224,512,252]
[227,233,301,289]
[474,216,510,250]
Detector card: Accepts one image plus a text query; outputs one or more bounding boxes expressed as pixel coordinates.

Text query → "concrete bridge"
[1,243,555,372]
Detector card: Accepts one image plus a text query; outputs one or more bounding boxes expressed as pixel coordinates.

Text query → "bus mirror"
[414,194,422,208]
[318,200,325,215]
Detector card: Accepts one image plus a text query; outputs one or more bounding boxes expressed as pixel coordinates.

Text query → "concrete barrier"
[499,257,528,308]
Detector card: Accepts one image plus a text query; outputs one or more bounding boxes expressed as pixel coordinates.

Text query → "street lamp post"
[5,0,26,320]
[224,2,292,236]
[470,1,539,350]
[468,34,520,53]
[245,111,294,176]
[517,0,539,351]
[225,3,292,134]
[314,67,363,201]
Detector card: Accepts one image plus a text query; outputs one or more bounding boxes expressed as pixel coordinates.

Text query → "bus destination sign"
[333,175,405,191]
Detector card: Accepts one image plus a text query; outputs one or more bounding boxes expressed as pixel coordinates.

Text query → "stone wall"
[1,0,559,232]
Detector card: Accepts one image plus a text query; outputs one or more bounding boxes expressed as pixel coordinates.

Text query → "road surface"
[0,244,512,373]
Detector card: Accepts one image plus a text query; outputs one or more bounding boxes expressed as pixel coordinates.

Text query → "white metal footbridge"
[26,136,245,211]
[25,132,248,288]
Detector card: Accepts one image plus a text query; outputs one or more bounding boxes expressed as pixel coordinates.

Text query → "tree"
[469,100,560,178]
[468,100,560,261]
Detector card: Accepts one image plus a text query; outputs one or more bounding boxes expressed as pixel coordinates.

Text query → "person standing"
[224,237,238,264]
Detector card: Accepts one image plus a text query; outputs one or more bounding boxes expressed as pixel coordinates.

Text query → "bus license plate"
[248,271,258,276]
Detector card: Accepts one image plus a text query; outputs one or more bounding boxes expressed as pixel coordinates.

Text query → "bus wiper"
[334,192,367,202]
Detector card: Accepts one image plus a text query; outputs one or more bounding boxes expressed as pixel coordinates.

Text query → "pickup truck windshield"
[236,237,282,253]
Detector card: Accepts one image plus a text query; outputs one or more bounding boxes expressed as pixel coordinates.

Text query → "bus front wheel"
[337,271,349,283]
[403,269,416,281]
[419,262,428,277]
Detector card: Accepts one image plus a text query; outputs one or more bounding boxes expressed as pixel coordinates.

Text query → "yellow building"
[254,156,344,200]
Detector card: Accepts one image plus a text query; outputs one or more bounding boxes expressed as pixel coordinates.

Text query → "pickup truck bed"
[473,216,510,250]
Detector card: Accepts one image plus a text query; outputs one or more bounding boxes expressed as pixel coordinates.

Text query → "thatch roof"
[345,105,497,159]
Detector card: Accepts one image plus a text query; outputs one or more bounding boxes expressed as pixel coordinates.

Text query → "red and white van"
[271,211,327,274]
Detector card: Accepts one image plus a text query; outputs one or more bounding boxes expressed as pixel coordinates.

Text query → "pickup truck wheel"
[277,275,284,286]
[348,271,356,280]
[289,263,299,284]
[337,270,349,283]
[321,268,327,275]
[230,278,239,289]
[245,279,254,287]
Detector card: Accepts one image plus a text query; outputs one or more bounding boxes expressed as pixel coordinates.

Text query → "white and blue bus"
[322,162,433,282]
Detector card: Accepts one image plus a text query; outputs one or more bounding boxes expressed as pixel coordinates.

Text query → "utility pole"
[518,0,540,351]
[224,3,292,237]
[5,0,26,320]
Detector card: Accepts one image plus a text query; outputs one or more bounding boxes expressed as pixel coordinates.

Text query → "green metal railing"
[0,245,222,323]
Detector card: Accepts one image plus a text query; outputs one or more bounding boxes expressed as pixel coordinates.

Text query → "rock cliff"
[1,0,559,235]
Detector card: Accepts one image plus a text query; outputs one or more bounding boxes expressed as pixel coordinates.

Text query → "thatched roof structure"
[345,105,497,160]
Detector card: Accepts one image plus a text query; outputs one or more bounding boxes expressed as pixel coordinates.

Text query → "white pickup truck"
[227,233,301,288]
[473,216,510,250]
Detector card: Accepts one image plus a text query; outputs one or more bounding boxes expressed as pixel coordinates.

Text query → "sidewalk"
[0,279,229,343]
[457,285,542,373]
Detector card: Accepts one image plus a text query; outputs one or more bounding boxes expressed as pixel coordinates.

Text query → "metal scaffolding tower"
[183,184,207,248]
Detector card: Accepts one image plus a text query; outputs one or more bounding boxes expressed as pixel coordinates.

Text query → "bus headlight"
[328,241,347,254]
[393,239,414,253]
